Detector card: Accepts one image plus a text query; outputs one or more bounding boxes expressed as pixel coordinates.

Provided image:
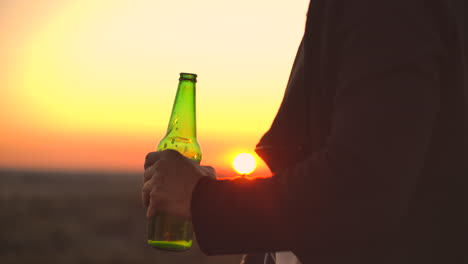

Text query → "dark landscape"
[0,169,242,264]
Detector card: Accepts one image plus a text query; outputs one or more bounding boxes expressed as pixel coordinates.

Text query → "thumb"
[201,166,216,179]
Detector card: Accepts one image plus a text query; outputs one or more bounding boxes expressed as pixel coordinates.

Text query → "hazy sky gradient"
[1,0,309,177]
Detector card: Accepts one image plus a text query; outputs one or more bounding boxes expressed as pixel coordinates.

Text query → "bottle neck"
[165,80,197,139]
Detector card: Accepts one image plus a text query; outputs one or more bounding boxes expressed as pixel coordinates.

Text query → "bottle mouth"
[179,73,197,82]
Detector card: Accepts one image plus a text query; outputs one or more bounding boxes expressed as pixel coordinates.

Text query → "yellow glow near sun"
[232,153,257,175]
[0,0,310,172]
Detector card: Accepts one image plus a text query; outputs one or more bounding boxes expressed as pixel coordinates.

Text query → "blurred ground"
[0,170,242,264]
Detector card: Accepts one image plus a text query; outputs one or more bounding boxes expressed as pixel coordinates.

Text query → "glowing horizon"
[0,0,309,178]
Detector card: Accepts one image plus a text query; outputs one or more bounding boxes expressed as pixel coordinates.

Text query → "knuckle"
[144,152,160,169]
[141,185,151,193]
[149,188,160,197]
[142,179,154,192]
[145,152,157,161]
[144,167,155,178]
[162,149,182,158]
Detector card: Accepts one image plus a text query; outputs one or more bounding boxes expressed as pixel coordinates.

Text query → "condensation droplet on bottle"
[171,138,175,144]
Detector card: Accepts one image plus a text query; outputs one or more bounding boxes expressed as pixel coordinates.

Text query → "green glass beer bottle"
[147,72,202,251]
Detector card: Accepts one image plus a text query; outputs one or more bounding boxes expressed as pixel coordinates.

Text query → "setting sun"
[232,153,257,175]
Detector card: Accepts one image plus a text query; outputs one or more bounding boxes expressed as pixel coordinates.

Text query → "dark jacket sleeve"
[191,0,443,256]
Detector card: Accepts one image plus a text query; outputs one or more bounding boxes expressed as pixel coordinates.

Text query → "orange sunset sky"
[1,0,309,178]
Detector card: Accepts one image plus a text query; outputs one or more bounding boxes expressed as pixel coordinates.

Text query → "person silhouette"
[142,0,467,263]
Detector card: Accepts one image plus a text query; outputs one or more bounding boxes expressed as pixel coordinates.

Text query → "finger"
[143,163,156,183]
[142,177,152,193]
[147,190,167,218]
[142,190,150,208]
[161,148,183,157]
[144,152,161,169]
[153,158,172,174]
[202,166,216,179]
[142,168,165,197]
[147,194,156,218]
[141,179,152,209]
[144,180,162,217]
[145,149,182,169]
[144,158,171,184]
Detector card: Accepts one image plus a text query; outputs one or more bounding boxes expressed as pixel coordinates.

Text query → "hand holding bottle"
[142,149,216,219]
[145,72,203,251]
